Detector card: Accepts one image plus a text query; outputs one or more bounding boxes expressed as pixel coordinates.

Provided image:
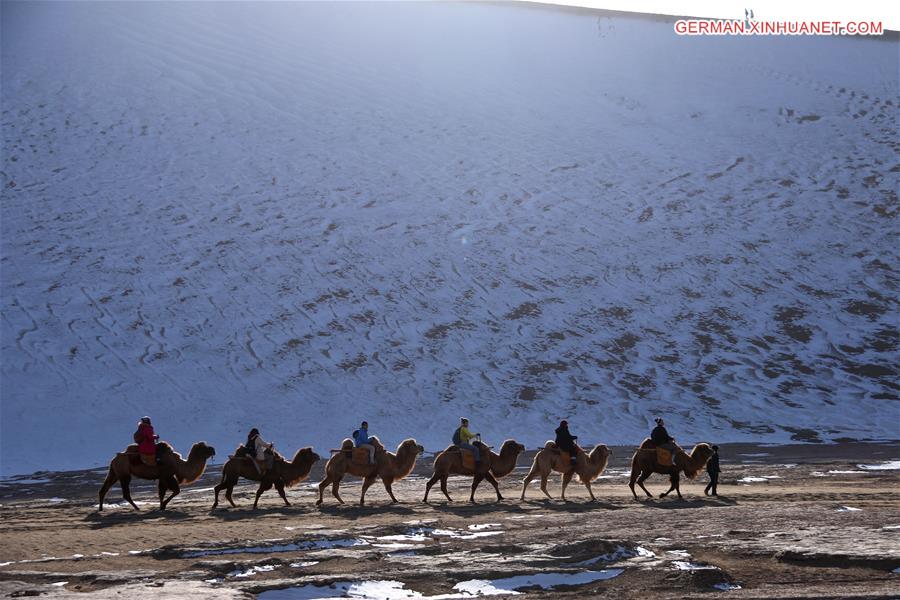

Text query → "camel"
[520,441,611,501]
[629,439,714,500]
[98,441,216,511]
[424,439,525,503]
[316,437,423,506]
[212,446,321,510]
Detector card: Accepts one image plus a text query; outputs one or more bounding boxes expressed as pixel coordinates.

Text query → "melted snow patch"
[229,564,278,578]
[672,561,718,570]
[837,506,862,512]
[858,460,900,471]
[737,476,769,483]
[573,545,656,566]
[467,523,501,531]
[714,582,742,591]
[457,569,624,593]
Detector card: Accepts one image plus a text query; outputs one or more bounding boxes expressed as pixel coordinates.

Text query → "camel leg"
[628,468,639,499]
[539,473,552,499]
[331,476,345,505]
[158,479,167,508]
[119,475,139,511]
[160,476,180,510]
[382,477,400,504]
[584,479,597,502]
[98,467,118,511]
[485,472,502,501]
[637,471,653,498]
[316,474,331,506]
[225,485,237,508]
[424,474,440,502]
[520,465,539,500]
[470,474,485,503]
[360,475,377,506]
[440,476,452,502]
[673,473,683,499]
[213,471,234,510]
[275,480,291,507]
[212,481,224,510]
[561,471,574,501]
[254,481,273,510]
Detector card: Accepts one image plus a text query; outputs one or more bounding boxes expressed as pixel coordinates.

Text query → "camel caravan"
[98,416,720,511]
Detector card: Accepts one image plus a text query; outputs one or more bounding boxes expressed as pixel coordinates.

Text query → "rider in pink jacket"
[136,416,158,456]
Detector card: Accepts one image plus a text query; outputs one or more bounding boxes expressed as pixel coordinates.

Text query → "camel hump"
[638,437,655,449]
[544,441,557,450]
[340,439,354,451]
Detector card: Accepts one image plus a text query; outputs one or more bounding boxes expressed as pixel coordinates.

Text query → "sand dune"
[1,2,897,475]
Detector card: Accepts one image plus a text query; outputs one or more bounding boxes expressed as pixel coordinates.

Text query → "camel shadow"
[426,500,530,516]
[315,503,416,519]
[84,508,193,529]
[634,497,737,509]
[210,506,302,520]
[519,498,624,511]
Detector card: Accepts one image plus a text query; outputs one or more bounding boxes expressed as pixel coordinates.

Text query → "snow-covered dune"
[1,2,897,475]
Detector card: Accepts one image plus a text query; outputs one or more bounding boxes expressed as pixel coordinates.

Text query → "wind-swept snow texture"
[1,2,897,475]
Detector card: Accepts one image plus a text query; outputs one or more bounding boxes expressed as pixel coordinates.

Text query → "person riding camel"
[554,419,578,466]
[352,421,376,465]
[453,417,480,464]
[651,417,677,466]
[134,416,159,466]
[245,428,275,475]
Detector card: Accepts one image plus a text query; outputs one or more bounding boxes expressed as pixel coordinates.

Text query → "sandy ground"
[0,443,898,599]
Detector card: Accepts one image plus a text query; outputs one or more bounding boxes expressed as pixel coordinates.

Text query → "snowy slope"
[1,2,897,475]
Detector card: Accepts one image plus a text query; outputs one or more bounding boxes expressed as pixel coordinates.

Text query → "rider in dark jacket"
[554,420,578,466]
[650,417,677,465]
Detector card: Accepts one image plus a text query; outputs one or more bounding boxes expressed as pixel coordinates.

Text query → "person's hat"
[460,417,469,423]
[361,421,368,427]
[249,427,259,436]
[560,420,568,427]
[655,417,664,425]
[140,416,151,424]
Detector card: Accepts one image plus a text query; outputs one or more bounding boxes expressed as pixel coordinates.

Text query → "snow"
[228,564,278,578]
[714,582,743,591]
[1,2,897,475]
[458,569,625,592]
[857,461,900,471]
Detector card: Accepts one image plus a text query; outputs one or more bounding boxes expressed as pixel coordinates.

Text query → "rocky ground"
[1,443,898,599]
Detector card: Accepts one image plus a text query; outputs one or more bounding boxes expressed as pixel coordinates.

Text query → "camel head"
[188,442,216,461]
[589,444,611,461]
[292,447,321,464]
[500,439,526,456]
[682,443,714,479]
[398,438,424,455]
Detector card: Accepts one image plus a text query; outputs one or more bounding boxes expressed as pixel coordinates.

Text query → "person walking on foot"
[453,418,480,464]
[353,421,376,465]
[554,420,578,467]
[705,445,721,496]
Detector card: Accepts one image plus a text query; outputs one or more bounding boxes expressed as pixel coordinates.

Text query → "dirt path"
[1,443,898,598]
